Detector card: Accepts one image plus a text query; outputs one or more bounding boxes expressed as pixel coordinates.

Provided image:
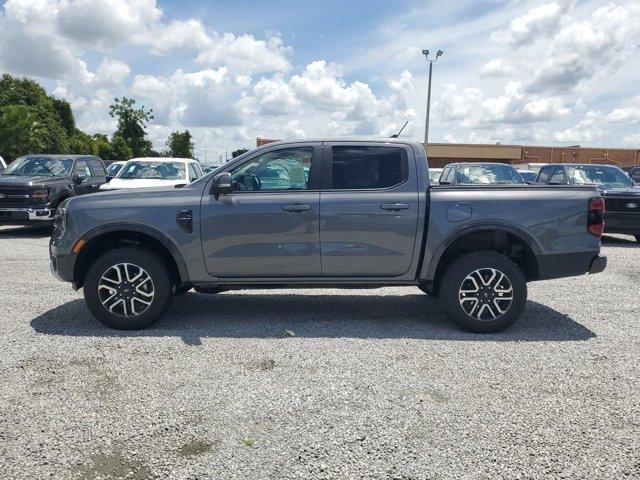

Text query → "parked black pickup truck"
[535,163,640,242]
[0,154,108,226]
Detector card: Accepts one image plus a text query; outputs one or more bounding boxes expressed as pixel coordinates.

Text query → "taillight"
[588,196,605,237]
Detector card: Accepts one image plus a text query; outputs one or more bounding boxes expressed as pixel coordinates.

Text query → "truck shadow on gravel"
[601,235,639,248]
[0,226,51,239]
[31,293,595,344]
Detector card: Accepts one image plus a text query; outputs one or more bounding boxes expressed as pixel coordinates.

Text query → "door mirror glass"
[212,172,233,196]
[72,173,85,185]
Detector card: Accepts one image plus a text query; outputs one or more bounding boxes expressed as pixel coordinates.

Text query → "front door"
[320,143,420,277]
[71,159,95,195]
[201,144,322,278]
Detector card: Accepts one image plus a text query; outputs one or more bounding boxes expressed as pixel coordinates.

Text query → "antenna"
[390,121,409,138]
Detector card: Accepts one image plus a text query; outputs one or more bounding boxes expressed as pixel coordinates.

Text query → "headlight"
[52,207,67,240]
[31,189,50,202]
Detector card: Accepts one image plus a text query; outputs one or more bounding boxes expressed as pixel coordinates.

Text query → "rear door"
[319,143,419,277]
[87,157,107,190]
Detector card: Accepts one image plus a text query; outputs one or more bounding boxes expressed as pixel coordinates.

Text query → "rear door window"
[536,167,554,184]
[188,164,200,182]
[330,146,407,190]
[88,159,106,177]
[549,168,565,184]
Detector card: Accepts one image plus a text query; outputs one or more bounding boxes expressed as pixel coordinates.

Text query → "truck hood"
[100,178,187,190]
[0,175,69,188]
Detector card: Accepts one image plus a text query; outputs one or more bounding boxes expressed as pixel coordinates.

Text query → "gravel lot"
[0,225,638,479]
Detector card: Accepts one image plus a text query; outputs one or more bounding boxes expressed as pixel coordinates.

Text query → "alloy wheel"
[458,268,513,321]
[98,263,155,318]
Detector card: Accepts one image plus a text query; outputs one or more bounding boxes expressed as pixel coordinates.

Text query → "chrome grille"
[0,187,31,207]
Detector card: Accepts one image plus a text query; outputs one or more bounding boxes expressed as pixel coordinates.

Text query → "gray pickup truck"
[50,139,607,333]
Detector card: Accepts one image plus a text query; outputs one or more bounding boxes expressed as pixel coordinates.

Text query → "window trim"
[536,166,555,184]
[221,145,321,195]
[72,159,92,177]
[323,144,410,192]
[549,167,565,184]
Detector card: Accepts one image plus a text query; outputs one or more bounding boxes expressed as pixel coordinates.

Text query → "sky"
[0,0,639,162]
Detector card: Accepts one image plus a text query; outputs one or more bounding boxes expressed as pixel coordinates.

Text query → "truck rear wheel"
[84,247,173,330]
[438,251,527,333]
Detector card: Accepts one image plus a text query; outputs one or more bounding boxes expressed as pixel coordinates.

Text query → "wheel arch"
[423,223,542,288]
[72,223,189,289]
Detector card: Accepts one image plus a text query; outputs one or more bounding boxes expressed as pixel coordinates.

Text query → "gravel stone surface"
[0,226,639,479]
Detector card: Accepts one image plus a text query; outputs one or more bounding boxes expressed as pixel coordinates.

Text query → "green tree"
[110,135,133,160]
[69,130,95,154]
[166,130,195,158]
[109,97,154,158]
[232,148,249,158]
[0,104,69,159]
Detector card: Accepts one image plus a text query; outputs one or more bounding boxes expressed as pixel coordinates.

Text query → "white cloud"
[251,75,300,116]
[606,96,640,125]
[528,3,640,93]
[479,59,514,78]
[553,111,607,143]
[56,0,162,45]
[94,59,131,87]
[492,2,569,46]
[196,33,291,74]
[437,81,568,128]
[132,67,246,128]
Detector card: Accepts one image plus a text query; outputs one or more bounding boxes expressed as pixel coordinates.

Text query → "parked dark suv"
[535,163,640,242]
[0,154,108,226]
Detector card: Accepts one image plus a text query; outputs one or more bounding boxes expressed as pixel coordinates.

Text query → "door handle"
[380,203,410,211]
[91,184,98,189]
[282,204,311,212]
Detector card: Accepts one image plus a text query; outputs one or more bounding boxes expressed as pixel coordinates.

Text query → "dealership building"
[256,137,640,169]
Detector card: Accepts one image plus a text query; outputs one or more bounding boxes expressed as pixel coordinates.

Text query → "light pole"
[422,49,443,144]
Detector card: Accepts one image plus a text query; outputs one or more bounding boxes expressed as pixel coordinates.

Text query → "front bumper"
[49,242,75,285]
[0,207,54,224]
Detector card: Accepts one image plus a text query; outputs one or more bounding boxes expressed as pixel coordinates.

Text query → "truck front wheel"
[439,251,527,333]
[84,247,173,330]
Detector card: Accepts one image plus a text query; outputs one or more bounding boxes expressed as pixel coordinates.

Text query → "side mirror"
[211,172,233,197]
[72,174,85,185]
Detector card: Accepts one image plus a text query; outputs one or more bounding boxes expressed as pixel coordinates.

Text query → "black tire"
[84,247,173,330]
[438,251,527,333]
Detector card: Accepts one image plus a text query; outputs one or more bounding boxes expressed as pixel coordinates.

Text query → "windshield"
[566,166,632,188]
[106,163,124,176]
[118,161,186,180]
[519,171,537,182]
[456,165,524,185]
[3,157,72,177]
